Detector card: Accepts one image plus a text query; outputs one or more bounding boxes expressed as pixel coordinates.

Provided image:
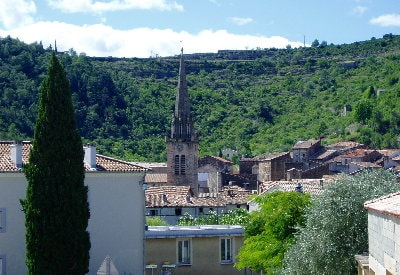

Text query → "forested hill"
[1,34,400,162]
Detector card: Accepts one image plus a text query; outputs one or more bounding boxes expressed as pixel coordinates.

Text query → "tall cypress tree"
[22,52,90,274]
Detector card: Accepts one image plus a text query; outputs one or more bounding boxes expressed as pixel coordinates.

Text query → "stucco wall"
[145,235,244,275]
[0,173,27,275]
[368,211,400,274]
[0,172,146,275]
[86,172,146,274]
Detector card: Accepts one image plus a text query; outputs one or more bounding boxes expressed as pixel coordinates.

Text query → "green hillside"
[1,34,400,162]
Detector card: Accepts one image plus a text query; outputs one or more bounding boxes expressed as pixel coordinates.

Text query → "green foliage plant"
[177,208,249,226]
[282,170,400,275]
[235,191,311,274]
[146,216,168,226]
[21,52,90,275]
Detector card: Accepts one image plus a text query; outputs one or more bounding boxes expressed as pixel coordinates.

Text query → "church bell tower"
[166,49,199,195]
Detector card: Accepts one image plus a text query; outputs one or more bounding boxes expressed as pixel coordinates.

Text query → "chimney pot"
[84,145,96,169]
[11,142,23,168]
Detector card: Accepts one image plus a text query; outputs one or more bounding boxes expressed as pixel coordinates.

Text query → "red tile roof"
[0,141,147,172]
[0,141,31,171]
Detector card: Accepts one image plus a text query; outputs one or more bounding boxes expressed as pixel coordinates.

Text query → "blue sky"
[0,0,399,57]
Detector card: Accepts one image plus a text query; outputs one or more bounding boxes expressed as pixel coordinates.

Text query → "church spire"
[170,48,196,141]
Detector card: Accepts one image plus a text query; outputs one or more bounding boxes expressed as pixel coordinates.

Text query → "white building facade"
[364,192,400,275]
[0,142,147,274]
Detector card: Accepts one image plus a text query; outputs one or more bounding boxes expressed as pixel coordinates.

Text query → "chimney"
[84,145,96,169]
[11,142,23,168]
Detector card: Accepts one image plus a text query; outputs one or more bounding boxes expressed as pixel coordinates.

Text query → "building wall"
[86,172,146,275]
[145,234,244,275]
[166,141,199,195]
[198,164,222,193]
[0,172,146,275]
[368,211,400,274]
[258,153,291,182]
[0,173,27,275]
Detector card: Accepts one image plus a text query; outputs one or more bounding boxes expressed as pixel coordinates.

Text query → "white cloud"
[352,6,367,16]
[0,0,36,29]
[0,22,303,57]
[46,0,184,13]
[370,14,400,27]
[230,17,253,26]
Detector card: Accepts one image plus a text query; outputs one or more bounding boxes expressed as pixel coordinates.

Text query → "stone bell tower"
[166,49,199,195]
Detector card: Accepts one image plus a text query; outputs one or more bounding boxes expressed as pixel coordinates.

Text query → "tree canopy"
[282,170,400,275]
[1,35,400,161]
[235,191,311,274]
[22,52,90,274]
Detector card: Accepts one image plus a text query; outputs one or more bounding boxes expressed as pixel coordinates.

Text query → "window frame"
[0,208,6,233]
[177,238,192,265]
[180,155,186,175]
[0,254,6,275]
[220,237,233,264]
[174,155,180,175]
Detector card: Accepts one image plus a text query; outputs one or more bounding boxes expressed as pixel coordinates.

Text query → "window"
[177,239,191,265]
[175,155,186,175]
[220,238,233,263]
[175,208,182,216]
[0,254,6,275]
[180,155,186,175]
[174,155,180,175]
[149,209,159,216]
[0,209,6,233]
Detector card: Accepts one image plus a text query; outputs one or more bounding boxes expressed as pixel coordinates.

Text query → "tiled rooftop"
[310,149,337,161]
[325,141,365,151]
[199,155,233,164]
[292,139,320,149]
[145,185,251,208]
[341,149,376,158]
[364,192,400,218]
[0,141,147,172]
[241,151,289,161]
[259,178,335,196]
[145,173,168,184]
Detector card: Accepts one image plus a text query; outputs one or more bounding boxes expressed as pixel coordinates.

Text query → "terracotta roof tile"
[259,178,334,196]
[341,149,376,158]
[145,173,168,183]
[292,139,320,149]
[145,185,252,208]
[326,141,365,150]
[0,141,147,172]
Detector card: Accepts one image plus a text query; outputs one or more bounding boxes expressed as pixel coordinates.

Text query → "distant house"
[329,149,383,174]
[144,225,246,275]
[144,173,168,187]
[145,185,251,225]
[249,177,335,211]
[198,155,233,193]
[292,139,322,168]
[363,192,400,274]
[0,141,148,275]
[257,152,291,182]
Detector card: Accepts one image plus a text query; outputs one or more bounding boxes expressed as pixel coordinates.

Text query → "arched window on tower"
[174,155,180,175]
[180,155,186,175]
